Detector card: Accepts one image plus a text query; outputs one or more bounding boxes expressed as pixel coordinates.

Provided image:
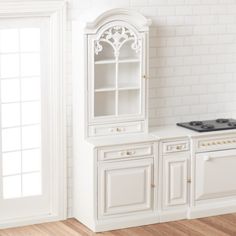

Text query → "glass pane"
[22,172,41,197]
[21,101,41,125]
[22,149,41,173]
[119,40,140,60]
[0,54,19,78]
[2,151,21,176]
[21,53,40,77]
[1,103,20,128]
[0,29,19,53]
[118,62,140,88]
[118,90,140,115]
[95,42,114,61]
[3,175,21,199]
[21,77,40,101]
[22,125,41,149]
[1,79,20,103]
[95,64,115,90]
[2,128,21,152]
[94,91,115,117]
[20,28,40,52]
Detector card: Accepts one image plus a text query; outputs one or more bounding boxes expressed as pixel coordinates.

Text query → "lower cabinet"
[98,158,154,218]
[162,155,188,209]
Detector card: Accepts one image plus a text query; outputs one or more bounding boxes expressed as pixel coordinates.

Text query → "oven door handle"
[204,156,212,162]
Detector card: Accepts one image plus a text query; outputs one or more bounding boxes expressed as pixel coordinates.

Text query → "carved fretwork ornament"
[94,26,141,57]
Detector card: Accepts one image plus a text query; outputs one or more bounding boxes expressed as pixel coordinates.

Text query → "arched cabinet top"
[80,8,152,34]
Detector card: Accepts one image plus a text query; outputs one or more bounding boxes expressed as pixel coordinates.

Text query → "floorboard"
[1,213,236,236]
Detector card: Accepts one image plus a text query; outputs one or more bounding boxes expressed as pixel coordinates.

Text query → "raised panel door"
[98,158,154,218]
[163,155,188,208]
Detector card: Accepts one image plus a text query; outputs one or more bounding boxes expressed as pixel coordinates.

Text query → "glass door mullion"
[115,56,119,116]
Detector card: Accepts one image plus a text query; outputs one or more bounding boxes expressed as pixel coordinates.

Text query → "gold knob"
[151,184,155,188]
[176,145,181,150]
[187,179,191,184]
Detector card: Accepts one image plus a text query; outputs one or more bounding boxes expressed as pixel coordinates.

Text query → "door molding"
[0,0,67,229]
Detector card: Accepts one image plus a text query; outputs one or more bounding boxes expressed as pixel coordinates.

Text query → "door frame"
[0,0,67,228]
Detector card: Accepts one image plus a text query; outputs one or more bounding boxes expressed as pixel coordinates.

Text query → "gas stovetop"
[177,118,236,132]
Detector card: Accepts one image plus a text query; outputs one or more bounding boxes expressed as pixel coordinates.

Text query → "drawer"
[162,140,189,154]
[88,121,144,137]
[98,143,153,161]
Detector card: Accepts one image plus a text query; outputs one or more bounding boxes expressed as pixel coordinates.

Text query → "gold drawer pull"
[126,151,136,156]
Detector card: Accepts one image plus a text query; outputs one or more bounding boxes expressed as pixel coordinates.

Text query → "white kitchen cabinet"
[98,158,154,218]
[195,149,236,202]
[163,155,188,208]
[73,8,151,138]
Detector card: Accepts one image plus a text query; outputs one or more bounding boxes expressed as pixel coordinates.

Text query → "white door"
[98,158,154,218]
[0,18,53,223]
[163,155,188,208]
[195,150,236,201]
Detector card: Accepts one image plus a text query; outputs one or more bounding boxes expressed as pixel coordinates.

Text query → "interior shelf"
[95,59,116,65]
[95,87,116,92]
[118,58,140,64]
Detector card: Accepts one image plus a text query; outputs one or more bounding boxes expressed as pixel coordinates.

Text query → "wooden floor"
[1,214,236,236]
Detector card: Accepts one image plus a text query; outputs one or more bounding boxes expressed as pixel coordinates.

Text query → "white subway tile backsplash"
[67,0,236,217]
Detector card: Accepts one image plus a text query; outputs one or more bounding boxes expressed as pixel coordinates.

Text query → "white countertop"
[86,125,236,147]
[150,125,236,139]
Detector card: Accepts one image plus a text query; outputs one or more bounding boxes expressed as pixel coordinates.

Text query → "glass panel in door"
[117,38,141,116]
[0,18,51,222]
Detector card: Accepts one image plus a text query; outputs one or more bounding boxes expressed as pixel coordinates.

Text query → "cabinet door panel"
[195,150,236,201]
[163,155,188,208]
[98,158,153,218]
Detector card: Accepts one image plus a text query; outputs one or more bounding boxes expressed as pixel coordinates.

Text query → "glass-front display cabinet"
[73,9,151,137]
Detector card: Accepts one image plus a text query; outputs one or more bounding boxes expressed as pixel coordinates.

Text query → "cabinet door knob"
[142,75,149,80]
[187,179,191,184]
[151,184,155,188]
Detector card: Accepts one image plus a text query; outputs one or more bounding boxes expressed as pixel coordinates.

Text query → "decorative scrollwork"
[94,26,141,57]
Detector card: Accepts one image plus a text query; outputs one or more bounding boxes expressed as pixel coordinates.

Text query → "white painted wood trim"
[0,0,67,227]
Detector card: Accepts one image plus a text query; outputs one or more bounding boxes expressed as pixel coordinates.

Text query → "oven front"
[194,149,236,202]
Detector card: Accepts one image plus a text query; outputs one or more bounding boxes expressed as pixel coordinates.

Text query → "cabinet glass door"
[93,25,143,120]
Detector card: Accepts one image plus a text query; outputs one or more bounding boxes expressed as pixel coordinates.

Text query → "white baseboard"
[0,213,65,230]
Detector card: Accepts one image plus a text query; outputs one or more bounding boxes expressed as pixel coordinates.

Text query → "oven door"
[195,149,236,201]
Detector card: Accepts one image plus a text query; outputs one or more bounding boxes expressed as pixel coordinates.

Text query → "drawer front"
[98,143,153,161]
[195,136,236,153]
[88,121,144,137]
[162,140,189,154]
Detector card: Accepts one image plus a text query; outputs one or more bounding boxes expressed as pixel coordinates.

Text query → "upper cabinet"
[73,8,151,137]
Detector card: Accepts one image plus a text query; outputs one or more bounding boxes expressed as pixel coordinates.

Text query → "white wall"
[66,0,236,216]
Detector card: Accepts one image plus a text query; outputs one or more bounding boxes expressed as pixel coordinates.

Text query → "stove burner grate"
[189,121,203,126]
[216,118,229,123]
[201,124,215,129]
[228,122,236,127]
